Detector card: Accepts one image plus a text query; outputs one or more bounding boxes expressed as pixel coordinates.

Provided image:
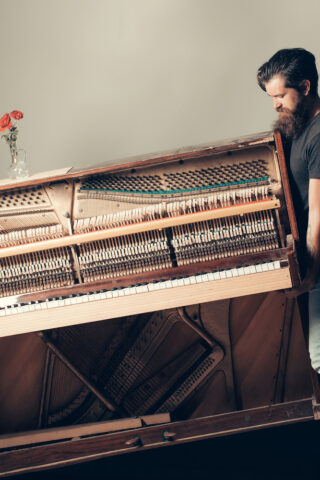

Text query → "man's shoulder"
[305,113,320,142]
[294,114,320,151]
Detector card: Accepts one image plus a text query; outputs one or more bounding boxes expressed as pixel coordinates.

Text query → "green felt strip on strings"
[80,176,269,195]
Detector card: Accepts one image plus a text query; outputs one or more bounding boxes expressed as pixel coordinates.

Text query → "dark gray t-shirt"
[289,112,320,270]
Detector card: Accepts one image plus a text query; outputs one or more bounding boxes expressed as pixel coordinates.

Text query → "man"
[257,48,320,381]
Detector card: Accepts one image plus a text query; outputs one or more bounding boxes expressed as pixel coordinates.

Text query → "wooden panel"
[0,335,46,433]
[231,292,286,409]
[283,302,313,402]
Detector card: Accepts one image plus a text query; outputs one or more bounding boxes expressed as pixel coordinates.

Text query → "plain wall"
[0,0,320,179]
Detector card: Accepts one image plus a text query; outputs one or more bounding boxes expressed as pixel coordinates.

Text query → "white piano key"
[213,272,221,280]
[172,279,180,287]
[262,263,269,272]
[76,296,86,304]
[55,299,64,307]
[274,260,281,269]
[207,272,215,281]
[256,264,263,273]
[226,270,232,278]
[21,305,31,313]
[189,276,197,284]
[177,278,185,286]
[47,302,56,308]
[268,262,275,270]
[183,277,191,285]
[92,293,101,300]
[231,268,238,277]
[249,265,257,274]
[106,291,113,299]
[244,266,251,275]
[220,270,227,279]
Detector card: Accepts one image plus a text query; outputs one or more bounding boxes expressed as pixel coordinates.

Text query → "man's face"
[265,75,309,139]
[265,75,301,113]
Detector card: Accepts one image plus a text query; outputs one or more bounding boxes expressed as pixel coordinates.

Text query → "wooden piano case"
[0,131,317,477]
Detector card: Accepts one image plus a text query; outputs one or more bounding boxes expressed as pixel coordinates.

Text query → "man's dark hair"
[257,48,319,96]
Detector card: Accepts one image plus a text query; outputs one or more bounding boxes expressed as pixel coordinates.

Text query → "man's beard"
[273,99,310,140]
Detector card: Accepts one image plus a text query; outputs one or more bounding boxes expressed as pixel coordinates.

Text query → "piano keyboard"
[0,260,291,337]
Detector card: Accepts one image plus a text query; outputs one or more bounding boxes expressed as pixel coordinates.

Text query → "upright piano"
[0,131,317,477]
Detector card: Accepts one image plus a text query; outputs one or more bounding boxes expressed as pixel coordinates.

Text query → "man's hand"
[287,178,320,298]
[285,274,316,297]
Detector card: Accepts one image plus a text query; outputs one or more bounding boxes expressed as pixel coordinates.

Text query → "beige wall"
[0,0,320,179]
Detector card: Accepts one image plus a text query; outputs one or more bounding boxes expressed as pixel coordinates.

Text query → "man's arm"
[287,177,320,296]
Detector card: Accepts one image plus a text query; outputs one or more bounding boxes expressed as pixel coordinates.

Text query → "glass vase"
[8,149,29,180]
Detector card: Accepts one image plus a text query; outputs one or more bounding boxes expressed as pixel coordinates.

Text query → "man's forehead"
[265,75,288,96]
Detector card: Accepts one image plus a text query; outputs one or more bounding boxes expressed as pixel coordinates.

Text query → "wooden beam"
[274,130,299,242]
[0,414,171,449]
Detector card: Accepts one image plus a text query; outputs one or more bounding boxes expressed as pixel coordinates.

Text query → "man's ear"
[300,79,311,96]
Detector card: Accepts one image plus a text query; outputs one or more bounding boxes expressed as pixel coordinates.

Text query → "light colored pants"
[309,276,320,373]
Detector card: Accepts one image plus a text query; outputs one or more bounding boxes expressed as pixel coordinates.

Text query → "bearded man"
[257,48,320,382]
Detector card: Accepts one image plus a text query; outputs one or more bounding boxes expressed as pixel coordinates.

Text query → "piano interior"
[0,132,315,476]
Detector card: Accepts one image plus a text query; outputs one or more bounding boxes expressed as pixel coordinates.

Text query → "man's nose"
[273,98,281,111]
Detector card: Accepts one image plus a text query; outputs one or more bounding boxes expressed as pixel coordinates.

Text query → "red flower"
[0,113,12,131]
[10,110,23,120]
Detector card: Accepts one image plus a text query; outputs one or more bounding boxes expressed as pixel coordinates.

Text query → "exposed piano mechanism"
[0,131,316,478]
[0,131,299,336]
